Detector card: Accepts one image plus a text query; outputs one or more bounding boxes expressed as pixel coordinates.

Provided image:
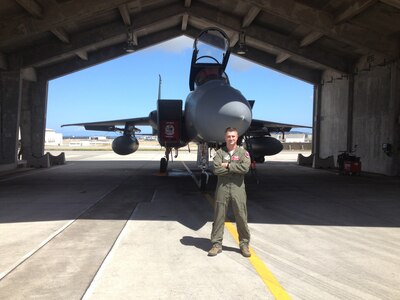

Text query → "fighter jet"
[63,27,309,189]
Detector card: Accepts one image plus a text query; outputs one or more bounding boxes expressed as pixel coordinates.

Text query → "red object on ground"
[344,161,361,175]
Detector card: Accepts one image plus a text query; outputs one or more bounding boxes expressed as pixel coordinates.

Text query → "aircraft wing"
[247,118,312,135]
[62,117,151,132]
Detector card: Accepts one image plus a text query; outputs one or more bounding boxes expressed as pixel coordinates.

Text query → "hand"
[221,162,229,168]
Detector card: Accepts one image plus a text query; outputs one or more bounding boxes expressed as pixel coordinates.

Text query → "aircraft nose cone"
[220,101,251,122]
[197,89,252,142]
[218,101,252,129]
[185,81,252,143]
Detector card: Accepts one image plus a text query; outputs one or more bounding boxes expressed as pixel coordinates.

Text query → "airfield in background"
[45,129,312,154]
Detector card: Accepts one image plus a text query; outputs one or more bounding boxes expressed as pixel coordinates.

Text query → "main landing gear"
[244,135,260,184]
[160,157,168,173]
[160,147,172,173]
[159,146,181,173]
[159,144,210,191]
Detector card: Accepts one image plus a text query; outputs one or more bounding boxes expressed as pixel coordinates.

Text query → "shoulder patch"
[245,151,250,158]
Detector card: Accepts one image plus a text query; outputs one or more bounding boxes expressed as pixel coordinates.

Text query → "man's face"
[225,130,238,147]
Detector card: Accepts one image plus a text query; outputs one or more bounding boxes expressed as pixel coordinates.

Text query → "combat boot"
[240,244,251,257]
[208,244,222,256]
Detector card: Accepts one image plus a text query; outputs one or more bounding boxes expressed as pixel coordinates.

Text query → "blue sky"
[47,36,313,137]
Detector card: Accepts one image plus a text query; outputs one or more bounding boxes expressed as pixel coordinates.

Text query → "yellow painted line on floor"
[205,193,291,300]
[225,222,292,300]
[154,172,168,176]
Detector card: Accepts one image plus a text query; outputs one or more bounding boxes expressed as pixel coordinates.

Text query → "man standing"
[208,127,251,257]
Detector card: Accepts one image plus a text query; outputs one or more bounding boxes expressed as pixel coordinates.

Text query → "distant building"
[144,135,157,141]
[90,136,107,141]
[271,132,312,143]
[285,133,312,143]
[45,128,63,146]
[271,133,284,141]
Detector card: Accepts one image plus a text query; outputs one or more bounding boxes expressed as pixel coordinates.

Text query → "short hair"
[225,127,238,134]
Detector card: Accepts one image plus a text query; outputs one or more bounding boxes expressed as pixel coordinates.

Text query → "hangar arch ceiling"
[0,0,399,84]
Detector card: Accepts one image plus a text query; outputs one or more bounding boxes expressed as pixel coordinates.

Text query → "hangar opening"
[0,0,399,176]
[45,35,313,158]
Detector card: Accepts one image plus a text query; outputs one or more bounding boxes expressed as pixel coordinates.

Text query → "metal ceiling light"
[125,40,135,53]
[125,26,136,53]
[237,31,247,55]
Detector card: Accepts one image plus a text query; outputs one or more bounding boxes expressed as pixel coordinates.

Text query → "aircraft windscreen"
[195,29,229,64]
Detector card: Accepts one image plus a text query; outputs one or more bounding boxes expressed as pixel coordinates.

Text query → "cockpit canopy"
[189,27,231,91]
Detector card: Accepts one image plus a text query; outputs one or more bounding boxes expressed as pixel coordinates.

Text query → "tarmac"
[0,150,400,300]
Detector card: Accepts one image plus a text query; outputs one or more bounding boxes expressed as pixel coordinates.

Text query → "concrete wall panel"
[320,71,349,161]
[20,79,48,161]
[353,65,393,174]
[0,71,22,165]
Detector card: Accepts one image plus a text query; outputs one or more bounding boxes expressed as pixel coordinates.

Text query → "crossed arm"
[213,150,250,176]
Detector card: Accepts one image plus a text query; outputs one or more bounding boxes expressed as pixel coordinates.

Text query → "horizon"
[53,130,313,139]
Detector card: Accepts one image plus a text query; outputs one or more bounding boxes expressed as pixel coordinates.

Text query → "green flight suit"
[211,146,251,247]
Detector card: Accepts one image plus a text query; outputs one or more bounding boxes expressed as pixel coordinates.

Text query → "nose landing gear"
[200,172,209,191]
[197,142,210,191]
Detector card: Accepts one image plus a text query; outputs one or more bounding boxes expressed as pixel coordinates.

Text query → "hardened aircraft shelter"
[1,2,400,299]
[0,1,399,173]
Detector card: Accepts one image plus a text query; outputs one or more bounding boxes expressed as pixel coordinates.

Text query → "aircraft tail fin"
[158,74,162,100]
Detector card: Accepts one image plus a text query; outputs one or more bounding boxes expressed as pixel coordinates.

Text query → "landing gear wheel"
[200,172,208,191]
[255,156,265,163]
[160,157,168,173]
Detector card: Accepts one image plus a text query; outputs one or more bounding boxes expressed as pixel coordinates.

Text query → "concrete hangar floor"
[0,150,399,299]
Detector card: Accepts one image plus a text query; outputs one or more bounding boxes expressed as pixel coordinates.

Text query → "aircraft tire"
[255,156,265,163]
[160,157,168,173]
